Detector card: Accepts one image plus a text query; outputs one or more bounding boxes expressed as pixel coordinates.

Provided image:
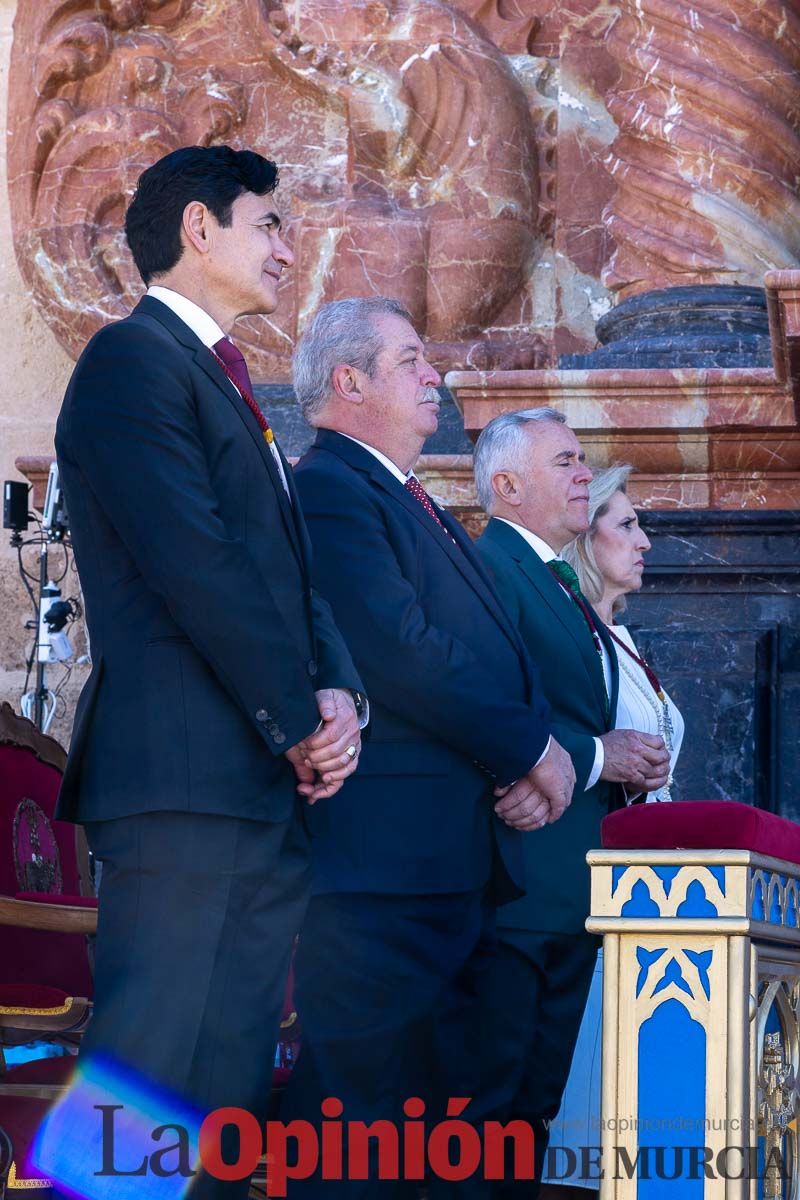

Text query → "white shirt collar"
[494,518,560,563]
[147,286,227,350]
[337,434,411,485]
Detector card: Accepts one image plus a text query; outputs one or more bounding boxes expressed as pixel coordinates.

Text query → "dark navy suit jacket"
[293,430,552,901]
[55,297,362,825]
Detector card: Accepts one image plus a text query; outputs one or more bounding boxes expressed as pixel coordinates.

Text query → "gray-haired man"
[282,302,574,1196]
[473,407,669,1196]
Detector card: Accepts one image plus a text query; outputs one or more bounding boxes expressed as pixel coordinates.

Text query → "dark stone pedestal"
[626,511,799,818]
[560,285,773,369]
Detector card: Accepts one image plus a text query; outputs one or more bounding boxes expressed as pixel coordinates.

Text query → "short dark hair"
[125,145,279,285]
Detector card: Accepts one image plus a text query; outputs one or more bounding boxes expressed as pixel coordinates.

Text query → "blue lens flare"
[30,1053,204,1199]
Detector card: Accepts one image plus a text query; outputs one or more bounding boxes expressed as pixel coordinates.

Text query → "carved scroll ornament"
[7,0,540,378]
[603,0,800,300]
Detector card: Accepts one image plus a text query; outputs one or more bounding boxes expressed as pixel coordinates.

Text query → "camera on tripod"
[42,463,69,539]
[3,479,29,545]
[5,463,77,730]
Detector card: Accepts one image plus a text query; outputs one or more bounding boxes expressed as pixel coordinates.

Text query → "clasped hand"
[493,737,575,832]
[285,688,361,803]
[599,729,669,792]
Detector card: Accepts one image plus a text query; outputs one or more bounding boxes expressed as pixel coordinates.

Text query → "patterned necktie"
[212,337,274,446]
[212,337,290,498]
[548,558,586,603]
[404,476,447,532]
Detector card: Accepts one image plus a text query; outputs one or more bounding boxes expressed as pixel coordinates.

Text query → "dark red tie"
[212,337,274,446]
[404,477,456,544]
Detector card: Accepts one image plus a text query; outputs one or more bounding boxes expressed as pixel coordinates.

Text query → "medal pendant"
[662,702,675,751]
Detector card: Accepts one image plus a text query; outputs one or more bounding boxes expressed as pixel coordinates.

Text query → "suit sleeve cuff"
[585,737,604,790]
[532,735,552,769]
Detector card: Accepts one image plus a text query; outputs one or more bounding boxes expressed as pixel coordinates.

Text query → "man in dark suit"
[472,408,670,1196]
[54,146,365,1198]
[282,298,575,1196]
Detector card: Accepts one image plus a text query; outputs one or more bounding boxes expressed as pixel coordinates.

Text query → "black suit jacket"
[55,296,362,825]
[293,430,551,900]
[476,518,622,934]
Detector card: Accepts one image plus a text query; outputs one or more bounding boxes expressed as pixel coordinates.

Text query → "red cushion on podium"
[602,800,800,866]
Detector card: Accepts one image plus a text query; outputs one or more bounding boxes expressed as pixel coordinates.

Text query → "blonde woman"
[563,463,684,802]
[542,466,685,1195]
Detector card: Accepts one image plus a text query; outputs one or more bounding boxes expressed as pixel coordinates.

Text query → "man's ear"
[492,469,521,507]
[331,363,365,405]
[182,201,211,255]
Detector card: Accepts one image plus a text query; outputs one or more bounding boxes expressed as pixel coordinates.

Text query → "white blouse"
[610,625,685,803]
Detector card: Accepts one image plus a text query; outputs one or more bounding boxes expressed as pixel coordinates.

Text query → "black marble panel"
[622,511,800,819]
[254,385,472,458]
[560,285,773,369]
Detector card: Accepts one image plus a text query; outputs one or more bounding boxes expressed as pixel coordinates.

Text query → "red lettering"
[198,1108,262,1182]
[265,1120,320,1198]
[483,1119,535,1181]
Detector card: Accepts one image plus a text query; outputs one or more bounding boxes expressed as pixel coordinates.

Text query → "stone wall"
[0,0,82,744]
[2,0,798,767]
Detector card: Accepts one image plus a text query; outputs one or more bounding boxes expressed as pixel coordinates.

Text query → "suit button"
[268,722,279,736]
[307,659,318,677]
[274,732,286,745]
[256,709,269,723]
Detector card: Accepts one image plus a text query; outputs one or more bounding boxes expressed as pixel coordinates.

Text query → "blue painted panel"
[786,888,797,929]
[636,948,667,998]
[769,883,783,925]
[707,866,726,895]
[676,880,718,918]
[752,879,766,921]
[612,866,629,896]
[765,999,782,1036]
[653,958,693,998]
[653,867,681,897]
[638,999,706,1199]
[622,880,661,917]
[683,950,713,1001]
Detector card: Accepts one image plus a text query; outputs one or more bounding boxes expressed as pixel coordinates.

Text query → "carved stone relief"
[7,0,545,378]
[603,0,800,299]
[9,1,800,375]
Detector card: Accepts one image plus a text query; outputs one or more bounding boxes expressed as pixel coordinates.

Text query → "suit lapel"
[315,431,526,660]
[133,297,305,570]
[279,441,312,577]
[435,505,533,671]
[485,519,612,726]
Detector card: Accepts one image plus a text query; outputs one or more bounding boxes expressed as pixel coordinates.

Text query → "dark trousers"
[76,807,311,1199]
[281,889,495,1199]
[479,930,599,1199]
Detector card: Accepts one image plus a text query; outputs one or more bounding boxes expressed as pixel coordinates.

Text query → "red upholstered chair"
[0,1097,52,1195]
[0,702,96,1059]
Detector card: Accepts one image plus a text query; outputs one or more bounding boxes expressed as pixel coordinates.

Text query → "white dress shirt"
[147,285,290,495]
[339,434,410,484]
[494,518,608,790]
